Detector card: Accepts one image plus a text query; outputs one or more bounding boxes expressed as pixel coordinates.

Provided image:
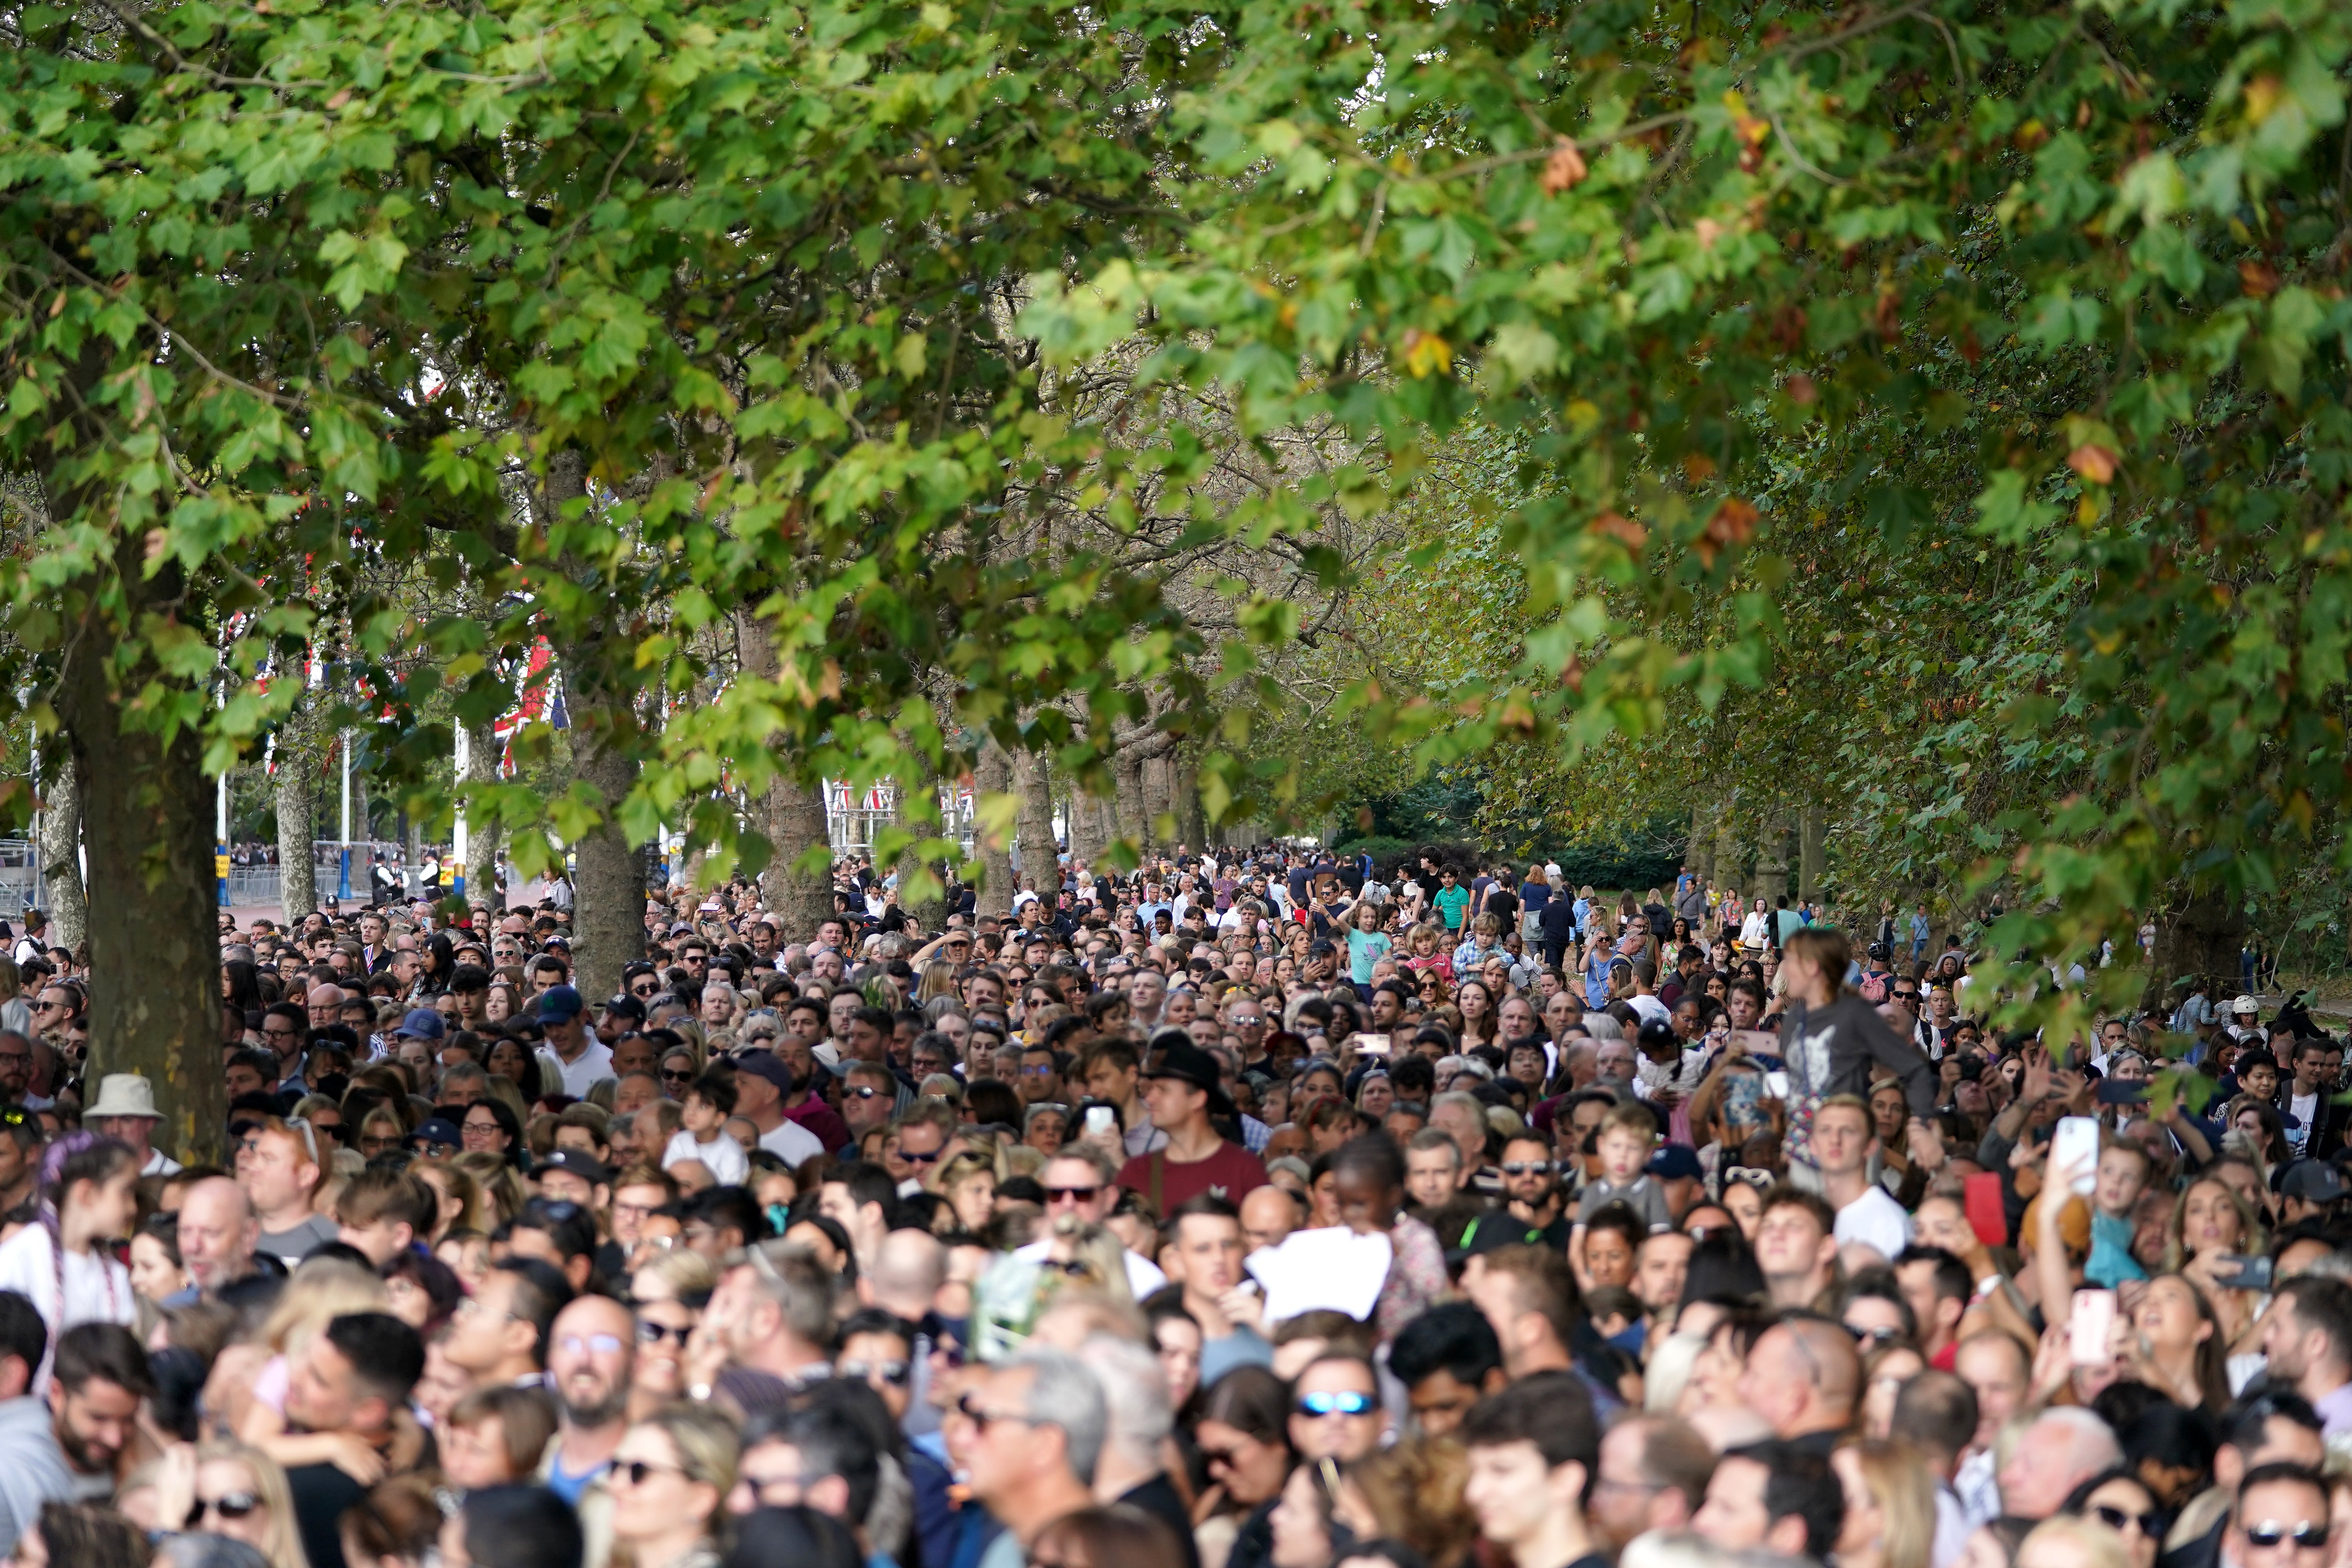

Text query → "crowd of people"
[0,848,2336,1568]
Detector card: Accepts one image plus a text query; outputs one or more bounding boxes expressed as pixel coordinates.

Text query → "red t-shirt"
[1117,1141,1268,1211]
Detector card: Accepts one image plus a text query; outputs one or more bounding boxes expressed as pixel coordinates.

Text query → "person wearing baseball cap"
[536,984,612,1097]
[394,1008,446,1042]
[727,1050,827,1168]
[1115,1033,1269,1211]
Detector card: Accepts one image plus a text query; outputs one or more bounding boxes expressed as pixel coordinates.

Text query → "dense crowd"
[0,850,2339,1568]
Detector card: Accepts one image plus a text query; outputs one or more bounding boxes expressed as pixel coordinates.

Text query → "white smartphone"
[2051,1116,2102,1195]
[1349,1032,1391,1057]
[2070,1288,2117,1366]
[1084,1106,1116,1137]
[1763,1070,1789,1099]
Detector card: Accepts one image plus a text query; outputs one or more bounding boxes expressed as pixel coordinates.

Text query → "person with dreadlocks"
[0,1133,138,1384]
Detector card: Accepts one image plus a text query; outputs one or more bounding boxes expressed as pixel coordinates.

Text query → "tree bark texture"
[38,752,87,955]
[1013,747,1060,895]
[1798,809,1827,906]
[974,739,1015,918]
[732,612,835,934]
[2145,889,2247,1015]
[55,548,225,1166]
[274,692,322,924]
[463,717,503,909]
[548,452,646,1000]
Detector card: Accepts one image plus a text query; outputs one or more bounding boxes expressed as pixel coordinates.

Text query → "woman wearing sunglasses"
[607,1404,738,1568]
[149,1438,310,1568]
[2060,1469,2166,1568]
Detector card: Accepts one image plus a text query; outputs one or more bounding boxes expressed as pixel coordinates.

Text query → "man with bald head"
[175,1177,261,1302]
[1239,1185,1300,1254]
[304,983,345,1032]
[1735,1314,1859,1455]
[538,1293,634,1548]
[1997,1407,2123,1519]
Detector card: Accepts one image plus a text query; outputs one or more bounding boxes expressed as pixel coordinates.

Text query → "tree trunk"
[1689,805,1714,886]
[2146,888,2247,1015]
[548,453,647,1001]
[891,763,949,928]
[1751,815,1789,906]
[975,739,1016,918]
[1713,803,1740,896]
[1142,750,1172,849]
[1798,808,1827,906]
[1112,745,1147,860]
[1013,748,1060,897]
[38,752,87,955]
[56,555,225,1166]
[275,694,321,925]
[1172,751,1204,853]
[464,718,502,910]
[732,611,834,935]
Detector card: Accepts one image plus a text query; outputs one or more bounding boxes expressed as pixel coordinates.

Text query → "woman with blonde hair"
[234,1255,393,1427]
[352,1107,409,1162]
[916,960,960,1006]
[412,1160,480,1244]
[452,1152,527,1226]
[145,1439,312,1568]
[933,1151,998,1238]
[2016,1515,2133,1568]
[607,1403,739,1568]
[1832,1437,1937,1568]
[631,1247,718,1306]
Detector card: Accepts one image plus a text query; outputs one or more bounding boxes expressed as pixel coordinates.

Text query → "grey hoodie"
[0,1394,72,1554]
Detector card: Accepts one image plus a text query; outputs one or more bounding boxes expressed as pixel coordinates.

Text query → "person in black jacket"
[1776,928,1941,1184]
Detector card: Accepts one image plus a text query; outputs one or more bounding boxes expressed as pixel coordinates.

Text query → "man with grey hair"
[1430,1092,1500,1196]
[1995,1406,2122,1519]
[704,1240,836,1401]
[173,1177,262,1302]
[1075,1335,1198,1568]
[959,1347,1104,1568]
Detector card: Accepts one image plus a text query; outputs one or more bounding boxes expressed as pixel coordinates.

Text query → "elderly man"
[1735,1314,1858,1453]
[175,1177,262,1301]
[953,1349,1104,1568]
[86,1074,180,1176]
[1997,1407,2124,1519]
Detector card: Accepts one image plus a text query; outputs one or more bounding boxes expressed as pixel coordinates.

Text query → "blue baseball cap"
[1648,1145,1704,1182]
[395,1008,447,1041]
[536,985,585,1023]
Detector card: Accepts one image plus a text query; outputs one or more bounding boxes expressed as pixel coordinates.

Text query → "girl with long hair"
[0,1132,138,1359]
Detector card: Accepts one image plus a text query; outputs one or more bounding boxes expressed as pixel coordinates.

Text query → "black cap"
[1141,1038,1236,1119]
[538,1148,612,1186]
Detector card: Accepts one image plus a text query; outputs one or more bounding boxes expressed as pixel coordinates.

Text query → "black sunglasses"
[186,1494,260,1528]
[637,1321,693,1347]
[2093,1506,2162,1537]
[2245,1524,2331,1550]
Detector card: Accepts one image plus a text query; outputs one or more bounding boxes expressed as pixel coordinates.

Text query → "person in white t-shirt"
[1814,1094,1911,1264]
[0,1133,138,1388]
[1010,1150,1168,1298]
[534,984,612,1097]
[662,1071,750,1186]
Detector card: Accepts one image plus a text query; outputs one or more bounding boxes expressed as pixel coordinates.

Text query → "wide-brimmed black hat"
[1142,1038,1237,1119]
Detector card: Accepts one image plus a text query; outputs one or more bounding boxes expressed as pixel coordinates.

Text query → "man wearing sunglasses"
[1289,1353,1384,1463]
[1011,1151,1168,1298]
[538,1294,634,1526]
[952,1349,1103,1568]
[2228,1466,2336,1568]
[1460,1135,1570,1256]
